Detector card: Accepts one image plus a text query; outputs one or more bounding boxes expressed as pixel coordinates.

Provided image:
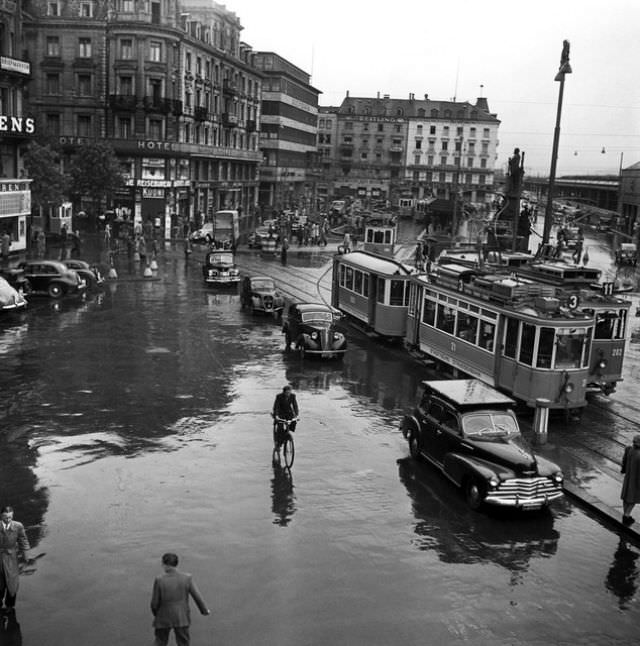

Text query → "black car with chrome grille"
[400,379,564,511]
[282,302,347,359]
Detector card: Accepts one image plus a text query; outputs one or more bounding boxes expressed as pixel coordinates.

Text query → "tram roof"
[337,251,413,276]
[422,379,516,408]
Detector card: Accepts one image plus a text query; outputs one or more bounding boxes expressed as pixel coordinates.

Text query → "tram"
[405,264,595,411]
[512,261,630,395]
[331,250,414,338]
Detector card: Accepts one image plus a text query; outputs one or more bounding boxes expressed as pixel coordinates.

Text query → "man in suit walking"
[0,506,30,610]
[150,553,210,646]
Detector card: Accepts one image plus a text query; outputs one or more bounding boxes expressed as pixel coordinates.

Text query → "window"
[377,123,384,132]
[479,321,495,351]
[456,313,478,344]
[77,115,91,137]
[345,266,353,291]
[78,38,92,57]
[427,156,434,166]
[440,156,447,166]
[430,125,436,135]
[148,118,162,139]
[46,113,60,135]
[117,116,132,139]
[504,317,519,358]
[467,158,473,168]
[185,52,192,72]
[77,74,92,95]
[457,126,463,136]
[46,73,60,94]
[436,304,456,334]
[414,155,421,165]
[537,327,555,368]
[149,41,161,63]
[519,323,535,365]
[122,0,133,10]
[48,2,60,16]
[480,158,487,169]
[389,280,405,306]
[119,75,133,95]
[483,128,490,138]
[422,298,436,326]
[470,127,476,138]
[46,36,60,57]
[80,1,93,17]
[377,279,385,304]
[415,140,422,149]
[555,328,589,369]
[120,39,133,59]
[442,141,448,151]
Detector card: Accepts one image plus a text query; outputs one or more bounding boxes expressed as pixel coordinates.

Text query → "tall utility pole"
[542,40,572,245]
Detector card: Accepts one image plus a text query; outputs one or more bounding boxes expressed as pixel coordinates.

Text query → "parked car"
[248,220,278,249]
[282,302,347,358]
[0,276,27,314]
[615,242,637,266]
[63,259,104,290]
[189,222,215,244]
[17,259,87,298]
[240,276,284,315]
[400,379,564,511]
[201,250,240,285]
[0,266,31,294]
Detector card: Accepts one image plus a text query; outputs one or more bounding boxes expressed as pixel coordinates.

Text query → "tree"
[23,141,68,211]
[67,141,125,218]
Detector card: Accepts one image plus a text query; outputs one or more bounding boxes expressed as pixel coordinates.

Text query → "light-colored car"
[0,276,27,314]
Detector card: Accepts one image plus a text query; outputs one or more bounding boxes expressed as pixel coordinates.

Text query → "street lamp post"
[542,40,572,245]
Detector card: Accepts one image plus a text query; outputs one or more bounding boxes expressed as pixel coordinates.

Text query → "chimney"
[346,90,350,98]
[424,93,429,100]
[475,97,489,112]
[377,91,380,99]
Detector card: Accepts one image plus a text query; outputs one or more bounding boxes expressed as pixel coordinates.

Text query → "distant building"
[317,106,339,209]
[324,92,500,208]
[619,162,640,239]
[0,0,32,252]
[253,52,320,212]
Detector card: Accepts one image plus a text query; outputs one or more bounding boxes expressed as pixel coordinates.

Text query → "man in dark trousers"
[150,553,210,646]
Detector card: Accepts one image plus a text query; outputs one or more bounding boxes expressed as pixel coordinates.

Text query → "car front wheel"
[464,478,485,510]
[48,282,64,298]
[408,431,421,460]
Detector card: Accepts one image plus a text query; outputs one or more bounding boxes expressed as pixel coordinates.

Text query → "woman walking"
[621,434,640,525]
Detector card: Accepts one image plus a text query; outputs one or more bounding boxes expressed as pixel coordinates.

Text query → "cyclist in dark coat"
[272,385,299,433]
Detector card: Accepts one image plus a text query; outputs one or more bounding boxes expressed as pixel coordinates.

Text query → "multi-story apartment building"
[324,92,500,208]
[619,162,640,239]
[23,0,262,237]
[0,0,33,252]
[405,94,500,204]
[253,52,319,212]
[316,106,338,208]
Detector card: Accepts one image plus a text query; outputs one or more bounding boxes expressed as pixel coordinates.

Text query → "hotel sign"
[0,56,30,76]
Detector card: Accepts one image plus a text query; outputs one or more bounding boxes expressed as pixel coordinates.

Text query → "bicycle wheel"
[283,433,295,468]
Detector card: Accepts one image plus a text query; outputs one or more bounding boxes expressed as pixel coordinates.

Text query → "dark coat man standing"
[621,435,640,525]
[150,553,210,646]
[0,506,30,609]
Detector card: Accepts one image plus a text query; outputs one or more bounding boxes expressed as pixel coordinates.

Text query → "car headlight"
[489,477,499,488]
[310,331,318,340]
[333,332,342,340]
[210,270,217,276]
[553,473,564,484]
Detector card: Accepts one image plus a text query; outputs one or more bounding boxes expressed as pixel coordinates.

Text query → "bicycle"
[273,416,297,468]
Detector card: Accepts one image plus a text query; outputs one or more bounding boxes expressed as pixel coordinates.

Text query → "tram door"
[369,274,378,328]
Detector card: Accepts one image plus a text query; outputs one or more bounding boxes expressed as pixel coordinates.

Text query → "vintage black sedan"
[201,250,240,285]
[240,276,284,315]
[63,259,104,290]
[400,379,564,511]
[282,302,347,358]
[17,260,86,298]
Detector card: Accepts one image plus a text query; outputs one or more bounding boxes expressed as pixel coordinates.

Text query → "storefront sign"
[0,56,30,76]
[0,181,30,192]
[0,115,35,134]
[137,140,177,152]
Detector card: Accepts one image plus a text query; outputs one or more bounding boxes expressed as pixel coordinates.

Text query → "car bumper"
[484,489,563,509]
[205,276,241,284]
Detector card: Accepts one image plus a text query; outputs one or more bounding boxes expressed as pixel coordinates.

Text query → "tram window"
[389,280,405,306]
[354,270,363,294]
[339,265,345,286]
[519,322,535,365]
[384,230,391,243]
[422,298,436,326]
[374,230,384,243]
[482,309,497,320]
[616,309,627,339]
[363,273,369,297]
[345,266,354,291]
[536,327,555,369]
[456,313,478,343]
[555,328,587,369]
[436,303,456,334]
[377,279,385,303]
[504,317,519,358]
[480,322,495,351]
[593,310,616,340]
[366,230,374,242]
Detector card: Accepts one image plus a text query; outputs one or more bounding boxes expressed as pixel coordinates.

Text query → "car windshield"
[251,279,275,290]
[301,311,332,323]
[209,253,233,264]
[462,412,520,438]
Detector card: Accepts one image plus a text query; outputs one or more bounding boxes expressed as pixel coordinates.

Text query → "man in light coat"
[150,552,210,646]
[0,506,30,609]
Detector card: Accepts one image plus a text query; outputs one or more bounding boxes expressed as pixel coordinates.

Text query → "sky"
[227,0,640,177]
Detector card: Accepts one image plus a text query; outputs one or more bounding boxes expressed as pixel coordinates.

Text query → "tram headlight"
[598,359,607,370]
[564,382,574,394]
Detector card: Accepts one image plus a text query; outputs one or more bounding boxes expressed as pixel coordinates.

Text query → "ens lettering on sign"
[0,115,35,134]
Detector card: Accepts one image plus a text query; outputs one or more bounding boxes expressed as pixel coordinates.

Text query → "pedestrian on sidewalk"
[0,506,30,610]
[280,237,289,266]
[621,434,640,526]
[150,552,210,646]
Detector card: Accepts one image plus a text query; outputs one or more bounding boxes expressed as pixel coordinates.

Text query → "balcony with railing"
[222,79,238,96]
[143,96,172,114]
[194,106,208,121]
[109,94,138,111]
[222,113,238,127]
